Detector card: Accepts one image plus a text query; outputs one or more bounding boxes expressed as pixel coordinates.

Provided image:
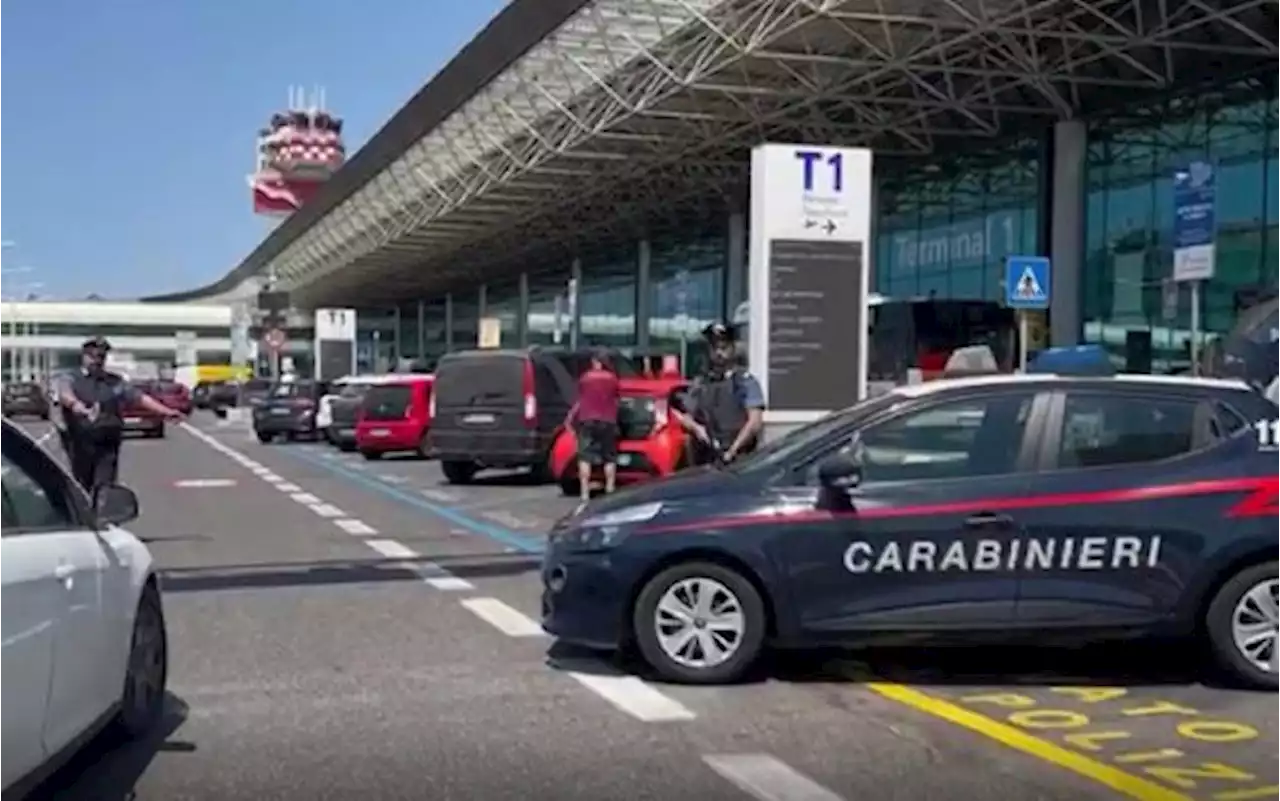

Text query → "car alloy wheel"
[118,588,168,737]
[1230,577,1279,675]
[654,577,746,669]
[633,561,767,684]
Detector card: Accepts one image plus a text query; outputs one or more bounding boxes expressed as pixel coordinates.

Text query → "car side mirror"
[95,484,140,527]
[817,453,862,491]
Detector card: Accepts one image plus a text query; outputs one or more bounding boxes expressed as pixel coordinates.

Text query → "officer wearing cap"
[58,336,181,496]
[670,321,766,464]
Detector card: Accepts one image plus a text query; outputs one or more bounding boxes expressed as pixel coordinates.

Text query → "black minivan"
[428,347,636,484]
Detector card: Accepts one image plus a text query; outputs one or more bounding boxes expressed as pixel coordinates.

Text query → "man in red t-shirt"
[565,349,621,505]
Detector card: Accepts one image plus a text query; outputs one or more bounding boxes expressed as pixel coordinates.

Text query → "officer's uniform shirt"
[65,369,142,440]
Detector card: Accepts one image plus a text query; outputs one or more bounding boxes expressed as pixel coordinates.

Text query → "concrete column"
[517,272,530,347]
[636,239,652,350]
[477,284,488,318]
[416,299,426,358]
[1049,119,1087,347]
[726,210,747,316]
[444,293,454,351]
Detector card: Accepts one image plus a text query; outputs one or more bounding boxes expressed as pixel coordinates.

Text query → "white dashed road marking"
[419,488,460,503]
[363,539,474,591]
[173,479,238,488]
[334,519,378,536]
[702,755,847,801]
[289,492,322,505]
[566,670,697,723]
[309,503,346,518]
[275,482,303,493]
[460,598,544,637]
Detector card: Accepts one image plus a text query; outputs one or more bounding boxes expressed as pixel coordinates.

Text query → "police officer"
[670,322,766,464]
[58,336,182,496]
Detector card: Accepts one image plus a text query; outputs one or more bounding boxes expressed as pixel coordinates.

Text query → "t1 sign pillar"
[313,308,357,381]
[748,144,873,434]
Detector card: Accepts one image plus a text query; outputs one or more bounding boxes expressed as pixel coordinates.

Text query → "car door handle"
[964,512,1014,528]
[53,563,75,583]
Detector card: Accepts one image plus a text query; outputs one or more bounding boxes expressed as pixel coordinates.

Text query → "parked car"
[239,379,273,410]
[1,418,168,795]
[427,348,638,484]
[354,375,435,460]
[2,382,50,420]
[121,389,167,438]
[319,375,387,451]
[191,381,218,410]
[207,381,240,409]
[548,375,690,495]
[253,379,329,443]
[141,380,192,416]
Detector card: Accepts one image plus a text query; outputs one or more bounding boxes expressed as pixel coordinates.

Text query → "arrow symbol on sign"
[824,219,837,235]
[803,218,817,229]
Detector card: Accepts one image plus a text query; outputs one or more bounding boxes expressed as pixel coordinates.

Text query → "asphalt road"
[13,414,1277,801]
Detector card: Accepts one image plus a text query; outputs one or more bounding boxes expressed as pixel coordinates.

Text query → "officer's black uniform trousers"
[68,432,121,495]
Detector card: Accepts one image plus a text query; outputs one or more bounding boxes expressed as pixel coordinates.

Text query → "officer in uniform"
[59,336,182,496]
[670,322,766,464]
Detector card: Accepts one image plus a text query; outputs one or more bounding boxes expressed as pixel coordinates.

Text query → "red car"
[548,376,690,496]
[354,374,435,460]
[121,390,168,438]
[143,380,192,415]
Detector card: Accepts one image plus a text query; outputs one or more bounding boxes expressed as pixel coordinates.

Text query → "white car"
[1,418,168,794]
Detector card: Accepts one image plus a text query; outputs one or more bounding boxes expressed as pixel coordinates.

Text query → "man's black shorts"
[576,420,618,466]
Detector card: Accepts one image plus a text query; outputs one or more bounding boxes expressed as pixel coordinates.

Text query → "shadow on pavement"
[22,693,193,801]
[159,553,542,593]
[547,639,1232,691]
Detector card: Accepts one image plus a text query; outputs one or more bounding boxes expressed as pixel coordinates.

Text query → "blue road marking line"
[280,448,546,554]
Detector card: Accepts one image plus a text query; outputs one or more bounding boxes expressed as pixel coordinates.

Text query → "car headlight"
[555,501,664,551]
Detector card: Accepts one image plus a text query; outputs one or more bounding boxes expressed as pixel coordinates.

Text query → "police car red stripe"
[639,475,1279,534]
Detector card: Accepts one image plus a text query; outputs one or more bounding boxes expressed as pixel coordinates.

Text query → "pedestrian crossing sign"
[1005,255,1051,309]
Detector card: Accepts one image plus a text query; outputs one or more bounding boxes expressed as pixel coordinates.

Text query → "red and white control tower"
[250,87,347,216]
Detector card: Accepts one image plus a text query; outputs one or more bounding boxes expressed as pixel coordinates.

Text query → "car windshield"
[728,392,905,474]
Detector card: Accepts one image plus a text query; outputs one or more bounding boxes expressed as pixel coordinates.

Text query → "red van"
[353,374,435,460]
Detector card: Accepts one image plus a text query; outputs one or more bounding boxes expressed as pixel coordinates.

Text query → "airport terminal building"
[147,0,1276,378]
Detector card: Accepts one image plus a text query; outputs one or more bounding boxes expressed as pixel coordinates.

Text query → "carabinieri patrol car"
[540,371,1279,689]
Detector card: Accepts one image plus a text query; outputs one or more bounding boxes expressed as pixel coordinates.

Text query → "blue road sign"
[1172,161,1216,281]
[1005,255,1051,310]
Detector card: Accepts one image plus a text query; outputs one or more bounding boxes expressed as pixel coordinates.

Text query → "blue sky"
[2,0,507,300]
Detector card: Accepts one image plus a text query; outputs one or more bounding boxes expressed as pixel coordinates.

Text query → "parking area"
[17,412,1277,801]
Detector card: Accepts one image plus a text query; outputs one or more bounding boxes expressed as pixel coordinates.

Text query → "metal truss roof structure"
[195,0,1278,307]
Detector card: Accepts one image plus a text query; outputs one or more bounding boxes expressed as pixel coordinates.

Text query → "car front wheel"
[1205,560,1278,691]
[631,561,766,685]
[256,431,273,444]
[114,584,168,739]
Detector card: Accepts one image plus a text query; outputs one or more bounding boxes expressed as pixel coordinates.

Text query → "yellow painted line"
[864,681,1194,801]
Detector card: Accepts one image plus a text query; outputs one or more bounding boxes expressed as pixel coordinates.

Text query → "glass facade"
[450,291,478,351]
[421,298,447,367]
[875,140,1041,300]
[648,229,727,356]
[1082,81,1278,370]
[355,309,397,373]
[397,302,420,361]
[578,246,637,348]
